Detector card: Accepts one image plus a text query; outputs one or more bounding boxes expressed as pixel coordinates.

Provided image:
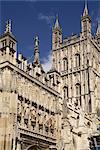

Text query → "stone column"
[16,140,21,150]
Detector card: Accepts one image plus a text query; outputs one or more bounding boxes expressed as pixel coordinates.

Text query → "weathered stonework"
[0,4,100,150]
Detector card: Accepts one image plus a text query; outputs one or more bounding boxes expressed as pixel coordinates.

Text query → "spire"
[52,14,62,50]
[5,19,11,33]
[96,22,100,36]
[54,14,60,29]
[81,1,91,37]
[83,1,88,16]
[34,36,39,47]
[34,35,40,64]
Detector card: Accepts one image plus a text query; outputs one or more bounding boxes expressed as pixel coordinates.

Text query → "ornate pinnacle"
[96,22,100,36]
[83,0,88,16]
[54,14,60,29]
[34,35,40,64]
[5,19,11,33]
[34,35,39,48]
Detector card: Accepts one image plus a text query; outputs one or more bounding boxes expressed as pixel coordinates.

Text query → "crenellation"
[63,34,79,46]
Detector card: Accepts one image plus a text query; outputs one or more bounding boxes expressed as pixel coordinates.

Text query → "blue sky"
[0,0,100,71]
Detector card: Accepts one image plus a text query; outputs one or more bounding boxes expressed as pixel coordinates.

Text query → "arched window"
[76,83,81,106]
[1,40,7,48]
[89,99,92,112]
[75,54,80,67]
[63,58,68,71]
[76,83,81,96]
[63,86,68,99]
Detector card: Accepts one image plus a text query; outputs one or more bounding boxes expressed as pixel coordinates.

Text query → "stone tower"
[0,20,17,64]
[51,2,100,150]
[0,20,18,150]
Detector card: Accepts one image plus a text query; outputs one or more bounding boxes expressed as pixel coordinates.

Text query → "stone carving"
[17,99,22,124]
[43,115,56,133]
[38,110,45,131]
[24,103,30,119]
[44,114,49,132]
[17,100,22,116]
[38,109,44,125]
[30,106,36,129]
[23,102,30,127]
[34,36,39,47]
[30,106,36,122]
[44,114,49,126]
[50,116,56,134]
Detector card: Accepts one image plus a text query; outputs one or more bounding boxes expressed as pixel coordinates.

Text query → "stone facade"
[0,4,100,150]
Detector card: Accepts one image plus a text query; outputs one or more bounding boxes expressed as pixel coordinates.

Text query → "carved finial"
[54,14,60,28]
[34,35,40,64]
[83,0,88,16]
[96,21,100,36]
[5,20,11,33]
[34,35,39,47]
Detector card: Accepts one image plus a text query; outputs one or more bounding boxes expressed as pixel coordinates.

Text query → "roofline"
[0,61,61,98]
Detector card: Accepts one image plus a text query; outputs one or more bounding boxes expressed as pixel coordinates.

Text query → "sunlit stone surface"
[0,3,100,150]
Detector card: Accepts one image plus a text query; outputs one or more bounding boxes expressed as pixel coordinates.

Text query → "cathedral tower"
[0,20,17,64]
[0,20,18,150]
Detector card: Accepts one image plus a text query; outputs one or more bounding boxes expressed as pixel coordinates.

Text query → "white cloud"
[42,52,52,72]
[38,13,55,27]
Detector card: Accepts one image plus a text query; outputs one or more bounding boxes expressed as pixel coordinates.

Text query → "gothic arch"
[25,145,41,150]
[63,85,68,99]
[75,83,81,106]
[75,53,80,67]
[63,57,68,71]
[75,83,81,96]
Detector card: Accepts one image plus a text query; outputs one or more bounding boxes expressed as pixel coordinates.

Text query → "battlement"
[63,34,79,46]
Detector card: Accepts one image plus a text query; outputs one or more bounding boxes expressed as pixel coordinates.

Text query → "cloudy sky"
[1,0,100,71]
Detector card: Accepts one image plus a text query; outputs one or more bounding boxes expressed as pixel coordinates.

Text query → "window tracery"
[63,57,68,71]
[75,53,80,67]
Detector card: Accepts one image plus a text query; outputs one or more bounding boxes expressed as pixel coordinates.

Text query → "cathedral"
[0,3,100,150]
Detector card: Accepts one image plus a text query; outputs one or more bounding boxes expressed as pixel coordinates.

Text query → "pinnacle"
[5,19,12,33]
[54,14,60,28]
[96,22,100,36]
[34,35,39,47]
[83,1,88,16]
[34,35,40,64]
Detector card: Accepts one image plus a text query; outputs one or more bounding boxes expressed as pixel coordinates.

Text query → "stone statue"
[50,117,56,129]
[39,111,45,125]
[24,103,30,119]
[30,106,36,122]
[17,100,22,116]
[44,114,49,127]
